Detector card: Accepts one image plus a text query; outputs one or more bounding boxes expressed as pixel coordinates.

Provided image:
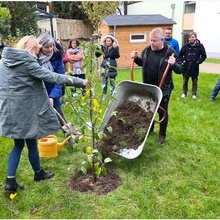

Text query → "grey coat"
[0,47,84,139]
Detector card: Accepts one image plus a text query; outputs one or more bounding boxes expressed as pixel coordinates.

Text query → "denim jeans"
[183,76,198,96]
[7,139,41,177]
[71,74,86,96]
[102,76,116,95]
[211,75,220,99]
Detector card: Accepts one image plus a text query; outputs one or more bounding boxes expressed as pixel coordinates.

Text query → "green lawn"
[0,67,220,219]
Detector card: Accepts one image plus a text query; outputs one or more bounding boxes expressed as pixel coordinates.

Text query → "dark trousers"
[183,76,198,96]
[150,95,170,136]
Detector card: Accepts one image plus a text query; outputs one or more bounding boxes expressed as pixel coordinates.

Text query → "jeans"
[102,76,116,95]
[150,95,170,136]
[7,139,41,177]
[211,75,220,99]
[183,76,198,96]
[71,74,86,96]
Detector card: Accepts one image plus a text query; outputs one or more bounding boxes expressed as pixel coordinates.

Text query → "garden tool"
[53,108,83,140]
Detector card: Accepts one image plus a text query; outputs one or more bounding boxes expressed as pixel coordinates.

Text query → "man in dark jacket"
[0,36,9,59]
[131,27,182,144]
[179,32,206,99]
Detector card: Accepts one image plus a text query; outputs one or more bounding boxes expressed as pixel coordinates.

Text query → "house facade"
[128,1,220,59]
[98,14,176,68]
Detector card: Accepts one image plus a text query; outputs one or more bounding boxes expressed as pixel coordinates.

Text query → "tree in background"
[1,1,38,36]
[0,3,11,38]
[80,1,120,31]
[51,1,89,22]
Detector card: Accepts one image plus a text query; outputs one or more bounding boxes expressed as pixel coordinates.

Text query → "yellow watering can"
[38,135,72,159]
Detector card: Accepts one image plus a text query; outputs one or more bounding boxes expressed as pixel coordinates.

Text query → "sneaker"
[181,93,186,98]
[192,95,197,99]
[156,135,166,144]
[210,97,215,102]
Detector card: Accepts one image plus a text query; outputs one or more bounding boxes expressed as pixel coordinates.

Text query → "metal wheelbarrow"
[100,54,173,159]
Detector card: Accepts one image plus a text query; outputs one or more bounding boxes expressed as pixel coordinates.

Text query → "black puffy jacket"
[95,45,120,77]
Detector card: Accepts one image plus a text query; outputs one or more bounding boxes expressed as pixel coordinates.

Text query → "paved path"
[200,62,220,74]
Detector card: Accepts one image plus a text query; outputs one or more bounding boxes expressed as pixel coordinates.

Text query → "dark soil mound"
[97,101,154,157]
[70,168,123,195]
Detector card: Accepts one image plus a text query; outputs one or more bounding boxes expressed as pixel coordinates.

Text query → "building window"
[130,33,146,43]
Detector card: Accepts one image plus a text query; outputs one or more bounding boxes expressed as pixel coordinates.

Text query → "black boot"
[5,178,25,194]
[34,168,55,182]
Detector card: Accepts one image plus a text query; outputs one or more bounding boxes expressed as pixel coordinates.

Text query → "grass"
[205,58,220,64]
[1,67,220,219]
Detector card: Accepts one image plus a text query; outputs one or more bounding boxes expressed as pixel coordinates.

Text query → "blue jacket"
[164,37,179,55]
[39,42,65,107]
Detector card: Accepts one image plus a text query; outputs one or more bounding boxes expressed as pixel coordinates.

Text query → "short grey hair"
[37,33,55,47]
[149,27,164,39]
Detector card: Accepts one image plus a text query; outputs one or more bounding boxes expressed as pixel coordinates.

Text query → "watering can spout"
[57,136,72,152]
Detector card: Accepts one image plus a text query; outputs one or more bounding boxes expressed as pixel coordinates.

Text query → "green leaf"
[81,167,87,174]
[119,118,126,123]
[107,126,113,133]
[92,149,99,153]
[104,157,112,163]
[110,111,118,116]
[94,162,99,170]
[96,167,101,177]
[97,152,102,161]
[102,167,107,175]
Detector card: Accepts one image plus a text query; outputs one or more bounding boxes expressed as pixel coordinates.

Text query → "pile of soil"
[70,168,123,195]
[70,101,154,195]
[97,100,154,157]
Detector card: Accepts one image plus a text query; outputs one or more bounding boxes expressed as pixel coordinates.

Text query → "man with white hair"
[131,27,182,144]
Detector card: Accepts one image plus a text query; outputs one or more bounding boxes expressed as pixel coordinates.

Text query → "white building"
[128,1,220,59]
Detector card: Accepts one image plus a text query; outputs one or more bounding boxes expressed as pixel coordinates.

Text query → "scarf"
[69,48,81,69]
[38,51,54,71]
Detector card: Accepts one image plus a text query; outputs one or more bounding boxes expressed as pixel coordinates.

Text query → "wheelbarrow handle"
[130,58,134,81]
[156,53,174,123]
[130,49,137,81]
[159,53,175,89]
[154,106,166,123]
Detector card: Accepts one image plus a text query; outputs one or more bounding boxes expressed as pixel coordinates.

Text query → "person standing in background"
[179,32,206,99]
[67,38,86,96]
[95,33,120,96]
[164,27,179,55]
[164,27,180,97]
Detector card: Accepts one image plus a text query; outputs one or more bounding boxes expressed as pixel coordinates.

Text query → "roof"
[103,14,176,26]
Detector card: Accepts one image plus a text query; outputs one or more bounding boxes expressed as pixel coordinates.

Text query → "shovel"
[53,108,83,140]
